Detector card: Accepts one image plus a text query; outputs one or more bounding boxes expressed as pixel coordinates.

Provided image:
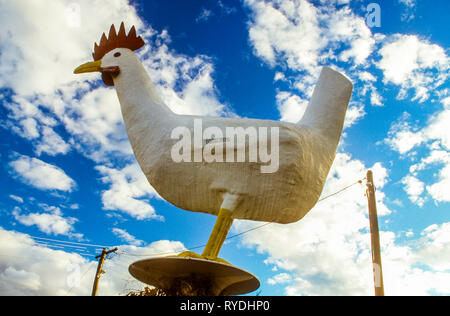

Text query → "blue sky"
[0,0,449,296]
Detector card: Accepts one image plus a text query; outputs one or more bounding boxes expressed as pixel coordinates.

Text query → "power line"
[317,178,365,203]
[223,178,364,241]
[226,222,272,241]
[2,177,367,296]
[25,235,115,257]
[12,178,365,260]
[34,241,87,251]
[32,240,103,257]
[29,236,113,249]
[5,234,109,259]
[121,177,365,258]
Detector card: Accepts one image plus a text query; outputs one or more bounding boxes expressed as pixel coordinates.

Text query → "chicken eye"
[114,52,121,58]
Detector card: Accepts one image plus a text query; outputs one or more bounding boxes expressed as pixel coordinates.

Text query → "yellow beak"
[73,60,102,74]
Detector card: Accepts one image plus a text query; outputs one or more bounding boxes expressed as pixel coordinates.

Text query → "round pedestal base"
[129,257,260,296]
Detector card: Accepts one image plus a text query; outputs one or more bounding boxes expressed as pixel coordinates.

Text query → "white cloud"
[234,153,450,295]
[327,7,374,66]
[246,0,326,73]
[62,86,131,161]
[6,105,71,157]
[370,89,383,106]
[12,206,81,239]
[414,102,450,202]
[398,0,416,7]
[358,71,377,82]
[275,87,364,128]
[9,195,24,204]
[344,103,366,128]
[69,204,80,210]
[1,0,229,158]
[141,43,228,117]
[275,91,308,123]
[9,154,76,192]
[371,162,389,188]
[267,272,292,285]
[19,118,40,140]
[96,163,162,221]
[378,230,450,296]
[196,8,213,23]
[0,0,143,96]
[374,221,450,296]
[401,175,425,206]
[424,106,450,151]
[35,126,71,156]
[385,115,424,155]
[1,0,232,222]
[426,163,450,203]
[0,227,185,295]
[218,1,237,15]
[274,72,286,82]
[245,0,375,72]
[0,0,144,163]
[112,228,144,246]
[398,0,417,21]
[357,72,384,107]
[0,267,41,294]
[416,222,450,272]
[377,34,449,102]
[386,99,450,204]
[234,153,390,295]
[1,0,449,297]
[244,0,377,125]
[0,227,94,295]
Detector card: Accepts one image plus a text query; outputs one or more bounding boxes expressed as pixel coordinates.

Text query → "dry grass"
[126,274,217,296]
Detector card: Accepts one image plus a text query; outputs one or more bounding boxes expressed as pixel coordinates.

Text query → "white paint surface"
[102,48,353,224]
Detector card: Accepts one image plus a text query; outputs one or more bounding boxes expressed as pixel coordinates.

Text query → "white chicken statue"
[74,23,353,295]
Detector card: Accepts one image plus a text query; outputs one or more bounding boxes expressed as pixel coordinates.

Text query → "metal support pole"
[365,170,385,296]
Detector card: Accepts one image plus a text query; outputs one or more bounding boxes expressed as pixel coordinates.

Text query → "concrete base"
[129,256,260,296]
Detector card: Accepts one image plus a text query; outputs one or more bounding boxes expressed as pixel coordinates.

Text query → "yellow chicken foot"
[175,208,234,265]
[202,208,234,260]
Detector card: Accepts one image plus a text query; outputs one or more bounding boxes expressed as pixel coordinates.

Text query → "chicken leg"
[175,193,240,264]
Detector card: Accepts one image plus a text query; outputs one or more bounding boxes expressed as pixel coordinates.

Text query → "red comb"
[92,22,145,61]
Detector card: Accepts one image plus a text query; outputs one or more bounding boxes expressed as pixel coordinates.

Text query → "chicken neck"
[299,67,353,149]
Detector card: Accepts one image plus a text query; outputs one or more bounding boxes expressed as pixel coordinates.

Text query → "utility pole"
[92,247,118,296]
[365,170,385,296]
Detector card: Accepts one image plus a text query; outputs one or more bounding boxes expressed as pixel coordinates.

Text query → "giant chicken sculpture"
[75,23,353,265]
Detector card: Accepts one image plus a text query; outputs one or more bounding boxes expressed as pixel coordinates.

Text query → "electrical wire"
[21,235,116,258]
[0,177,367,298]
[120,177,366,258]
[34,241,87,251]
[1,177,366,296]
[31,241,102,257]
[29,236,112,249]
[9,178,365,260]
[317,178,365,203]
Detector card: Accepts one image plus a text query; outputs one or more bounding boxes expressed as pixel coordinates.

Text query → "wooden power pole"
[365,170,385,296]
[92,247,118,296]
